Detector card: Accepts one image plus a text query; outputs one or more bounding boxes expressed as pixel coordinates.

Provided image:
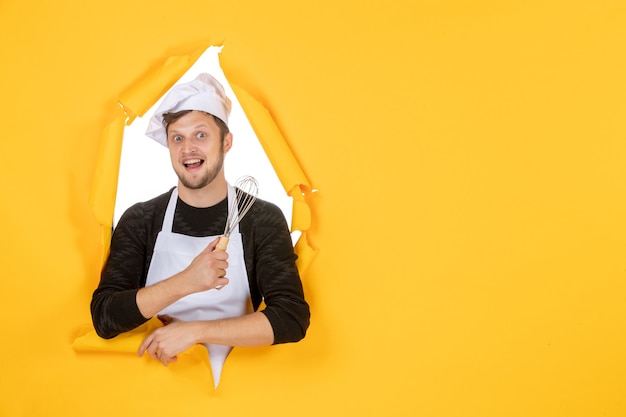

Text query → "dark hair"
[162,110,230,142]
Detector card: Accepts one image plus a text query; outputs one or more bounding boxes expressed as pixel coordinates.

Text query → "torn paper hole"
[77,44,317,389]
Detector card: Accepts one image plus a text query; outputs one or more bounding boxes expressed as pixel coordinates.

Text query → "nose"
[181,138,195,154]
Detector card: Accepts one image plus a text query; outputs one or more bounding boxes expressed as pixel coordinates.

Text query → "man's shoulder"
[244,196,288,227]
[142,187,175,208]
[118,187,174,224]
[249,196,283,215]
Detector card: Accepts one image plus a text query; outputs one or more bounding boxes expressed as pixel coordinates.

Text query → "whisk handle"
[215,236,229,252]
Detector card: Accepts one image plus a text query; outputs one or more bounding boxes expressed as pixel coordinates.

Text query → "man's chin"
[179,180,209,190]
[177,172,217,190]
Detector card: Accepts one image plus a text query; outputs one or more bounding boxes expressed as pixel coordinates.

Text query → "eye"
[172,135,183,142]
[196,132,207,139]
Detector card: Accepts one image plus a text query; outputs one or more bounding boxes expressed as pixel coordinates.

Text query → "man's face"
[166,110,232,191]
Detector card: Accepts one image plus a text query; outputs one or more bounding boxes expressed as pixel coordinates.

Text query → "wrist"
[189,321,209,345]
[171,269,194,297]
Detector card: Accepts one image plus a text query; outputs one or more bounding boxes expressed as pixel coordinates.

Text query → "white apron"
[145,185,252,387]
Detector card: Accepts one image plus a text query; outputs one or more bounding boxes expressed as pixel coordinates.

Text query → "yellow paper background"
[1,1,626,416]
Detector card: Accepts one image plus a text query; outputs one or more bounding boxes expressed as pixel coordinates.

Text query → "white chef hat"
[145,73,232,147]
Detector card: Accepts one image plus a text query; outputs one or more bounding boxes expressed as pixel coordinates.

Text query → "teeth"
[184,159,201,164]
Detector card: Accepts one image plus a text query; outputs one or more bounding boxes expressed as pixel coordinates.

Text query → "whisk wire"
[223,176,258,238]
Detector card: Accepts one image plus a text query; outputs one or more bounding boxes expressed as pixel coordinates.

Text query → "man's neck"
[177,178,228,208]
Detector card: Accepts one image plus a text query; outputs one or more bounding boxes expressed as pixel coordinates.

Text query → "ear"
[223,132,233,153]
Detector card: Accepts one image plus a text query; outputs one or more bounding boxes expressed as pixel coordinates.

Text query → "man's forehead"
[168,113,219,131]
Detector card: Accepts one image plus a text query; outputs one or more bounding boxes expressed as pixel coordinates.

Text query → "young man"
[91,74,309,383]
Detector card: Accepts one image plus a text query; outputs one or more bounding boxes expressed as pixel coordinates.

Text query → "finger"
[156,349,178,366]
[146,338,160,360]
[206,237,220,252]
[138,333,154,357]
[161,355,177,366]
[159,352,170,367]
[212,251,229,263]
[215,277,230,290]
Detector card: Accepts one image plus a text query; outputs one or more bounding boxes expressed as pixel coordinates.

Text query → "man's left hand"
[138,315,198,366]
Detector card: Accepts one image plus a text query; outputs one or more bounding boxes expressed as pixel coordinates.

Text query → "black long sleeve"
[90,188,310,344]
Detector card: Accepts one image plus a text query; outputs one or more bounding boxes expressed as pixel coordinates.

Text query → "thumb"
[205,237,221,252]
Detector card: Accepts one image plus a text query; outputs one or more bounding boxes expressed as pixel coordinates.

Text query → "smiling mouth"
[183,158,204,169]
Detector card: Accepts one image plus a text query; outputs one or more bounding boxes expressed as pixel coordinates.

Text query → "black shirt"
[91,187,310,344]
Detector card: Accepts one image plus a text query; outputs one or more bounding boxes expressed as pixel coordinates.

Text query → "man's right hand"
[180,237,230,293]
[136,238,230,319]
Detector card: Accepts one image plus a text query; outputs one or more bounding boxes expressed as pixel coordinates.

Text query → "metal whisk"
[215,175,259,252]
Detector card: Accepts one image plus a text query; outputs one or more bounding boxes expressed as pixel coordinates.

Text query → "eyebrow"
[168,124,210,135]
